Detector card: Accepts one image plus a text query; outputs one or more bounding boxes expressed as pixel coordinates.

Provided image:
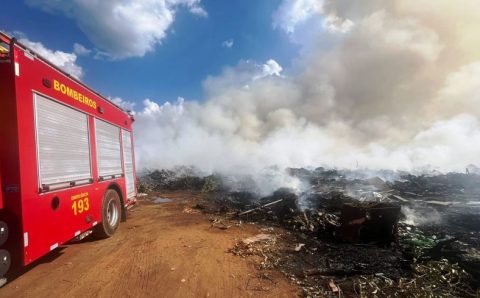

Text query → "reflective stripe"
[24,232,28,247]
[74,231,81,237]
[15,62,19,76]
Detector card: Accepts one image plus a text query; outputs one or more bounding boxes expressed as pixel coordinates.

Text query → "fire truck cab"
[0,32,137,284]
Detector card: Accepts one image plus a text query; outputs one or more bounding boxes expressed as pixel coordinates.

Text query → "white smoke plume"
[401,206,443,226]
[131,0,480,193]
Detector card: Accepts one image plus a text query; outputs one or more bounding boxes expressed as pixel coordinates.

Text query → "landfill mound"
[138,167,480,297]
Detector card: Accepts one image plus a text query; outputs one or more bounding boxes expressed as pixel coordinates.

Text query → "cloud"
[202,59,283,92]
[16,33,83,79]
[110,97,136,112]
[189,5,208,17]
[272,0,354,45]
[26,0,207,59]
[130,0,480,186]
[272,0,323,34]
[222,39,234,48]
[259,59,283,77]
[73,43,91,56]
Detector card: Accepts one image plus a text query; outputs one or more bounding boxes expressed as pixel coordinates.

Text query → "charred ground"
[139,167,480,297]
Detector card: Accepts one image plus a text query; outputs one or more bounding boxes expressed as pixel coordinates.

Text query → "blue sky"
[0,0,301,104]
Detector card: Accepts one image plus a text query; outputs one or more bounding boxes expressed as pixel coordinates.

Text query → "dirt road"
[2,192,299,298]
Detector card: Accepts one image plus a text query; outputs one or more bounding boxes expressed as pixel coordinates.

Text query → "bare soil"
[2,192,299,298]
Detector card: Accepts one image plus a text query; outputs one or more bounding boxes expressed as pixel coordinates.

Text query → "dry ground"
[2,192,299,298]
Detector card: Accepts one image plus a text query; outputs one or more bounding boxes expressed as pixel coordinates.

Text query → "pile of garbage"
[214,194,478,296]
[137,167,223,193]
[140,167,480,297]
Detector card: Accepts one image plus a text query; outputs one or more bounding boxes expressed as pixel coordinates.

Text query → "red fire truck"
[0,32,137,284]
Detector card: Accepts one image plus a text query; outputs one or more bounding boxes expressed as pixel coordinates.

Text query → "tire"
[93,189,122,239]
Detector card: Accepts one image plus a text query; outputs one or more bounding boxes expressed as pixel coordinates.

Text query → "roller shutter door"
[34,93,92,189]
[122,130,135,198]
[95,119,122,179]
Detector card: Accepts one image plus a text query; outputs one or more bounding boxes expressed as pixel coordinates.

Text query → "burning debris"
[140,167,480,297]
[137,167,224,193]
[339,202,401,244]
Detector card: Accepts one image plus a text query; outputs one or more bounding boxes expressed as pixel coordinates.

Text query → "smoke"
[401,206,443,226]
[131,0,480,192]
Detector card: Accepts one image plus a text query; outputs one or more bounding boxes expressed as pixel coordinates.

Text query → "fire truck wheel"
[93,189,121,238]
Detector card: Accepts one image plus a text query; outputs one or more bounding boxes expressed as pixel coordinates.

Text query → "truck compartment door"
[94,119,122,180]
[34,93,92,191]
[121,130,135,199]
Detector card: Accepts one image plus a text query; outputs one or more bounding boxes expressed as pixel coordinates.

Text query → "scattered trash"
[237,199,283,216]
[242,234,274,245]
[340,202,401,244]
[140,167,480,297]
[183,207,200,214]
[210,218,231,230]
[294,243,305,252]
[229,234,276,258]
[328,279,339,293]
